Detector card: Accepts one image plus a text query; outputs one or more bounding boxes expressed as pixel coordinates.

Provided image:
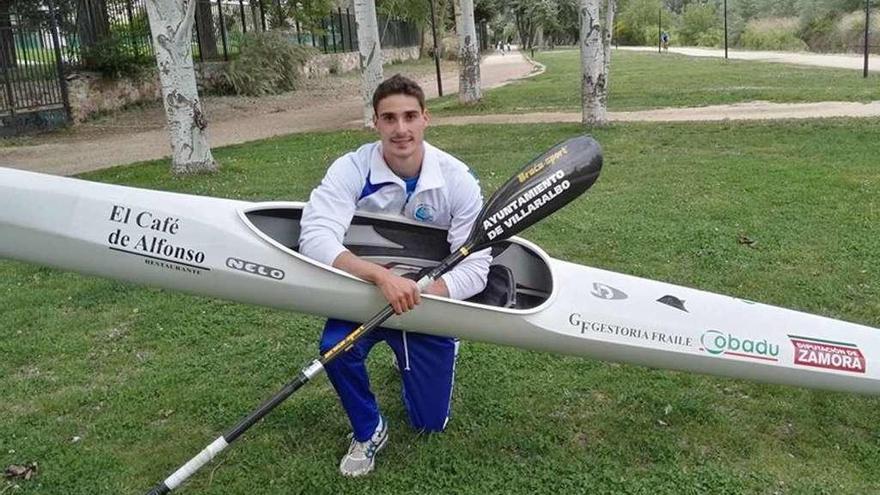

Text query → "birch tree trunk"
[457,0,481,104]
[602,0,616,90]
[579,0,607,126]
[353,0,383,127]
[145,0,218,174]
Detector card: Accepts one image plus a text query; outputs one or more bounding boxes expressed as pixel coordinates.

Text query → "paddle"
[145,135,603,494]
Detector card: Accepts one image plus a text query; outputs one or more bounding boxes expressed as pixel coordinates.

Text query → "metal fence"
[0,8,70,120]
[192,4,421,61]
[57,0,421,64]
[0,1,421,126]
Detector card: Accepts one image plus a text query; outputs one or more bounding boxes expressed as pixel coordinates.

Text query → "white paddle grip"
[165,436,229,489]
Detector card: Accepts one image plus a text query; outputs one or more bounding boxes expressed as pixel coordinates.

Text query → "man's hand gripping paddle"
[145,135,603,494]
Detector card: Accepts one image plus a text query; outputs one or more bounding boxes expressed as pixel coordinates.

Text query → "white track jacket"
[299,141,491,301]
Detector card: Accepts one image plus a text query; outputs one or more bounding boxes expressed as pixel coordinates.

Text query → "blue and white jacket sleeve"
[298,155,362,266]
[440,172,491,301]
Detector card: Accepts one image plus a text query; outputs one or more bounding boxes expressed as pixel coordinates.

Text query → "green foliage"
[611,0,876,52]
[541,0,580,45]
[219,32,315,96]
[79,33,154,79]
[266,0,334,30]
[739,17,808,51]
[693,28,723,46]
[474,0,503,23]
[797,14,839,51]
[678,2,721,47]
[503,0,581,49]
[641,25,665,46]
[289,0,335,32]
[378,0,431,25]
[617,0,668,45]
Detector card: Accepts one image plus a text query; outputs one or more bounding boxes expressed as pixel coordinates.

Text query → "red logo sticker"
[789,335,865,374]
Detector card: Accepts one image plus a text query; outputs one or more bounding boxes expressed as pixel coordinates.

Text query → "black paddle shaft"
[144,248,467,495]
[144,135,602,494]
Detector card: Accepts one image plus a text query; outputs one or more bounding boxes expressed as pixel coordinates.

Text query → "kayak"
[1,166,878,395]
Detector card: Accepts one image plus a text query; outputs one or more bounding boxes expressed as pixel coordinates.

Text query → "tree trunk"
[454,0,462,37]
[579,0,607,126]
[195,0,218,60]
[145,0,218,174]
[249,0,261,31]
[580,0,607,126]
[602,0,615,90]
[457,0,480,104]
[514,11,531,50]
[353,0,383,127]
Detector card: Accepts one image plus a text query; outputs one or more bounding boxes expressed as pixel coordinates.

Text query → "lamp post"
[724,0,728,60]
[865,0,871,78]
[658,6,662,53]
[428,0,443,96]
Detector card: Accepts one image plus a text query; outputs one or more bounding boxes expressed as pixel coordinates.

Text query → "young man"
[298,74,491,477]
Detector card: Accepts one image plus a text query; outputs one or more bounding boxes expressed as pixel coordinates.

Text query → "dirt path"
[4,47,880,176]
[619,46,880,72]
[0,51,538,176]
[431,100,880,126]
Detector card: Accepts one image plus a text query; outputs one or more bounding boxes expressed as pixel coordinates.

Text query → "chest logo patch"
[414,204,435,223]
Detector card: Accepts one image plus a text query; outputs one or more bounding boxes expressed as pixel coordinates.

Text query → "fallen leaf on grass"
[736,233,757,248]
[4,462,37,480]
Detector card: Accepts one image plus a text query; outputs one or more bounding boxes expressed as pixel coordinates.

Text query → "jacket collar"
[371,141,445,194]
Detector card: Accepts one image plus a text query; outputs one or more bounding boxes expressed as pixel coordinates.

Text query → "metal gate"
[0,6,71,131]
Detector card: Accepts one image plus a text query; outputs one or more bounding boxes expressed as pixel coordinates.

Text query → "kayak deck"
[243,206,554,310]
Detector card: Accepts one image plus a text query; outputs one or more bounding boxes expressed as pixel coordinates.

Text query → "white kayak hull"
[1,167,878,395]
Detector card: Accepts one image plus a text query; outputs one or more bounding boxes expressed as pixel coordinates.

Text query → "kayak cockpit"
[242,205,553,310]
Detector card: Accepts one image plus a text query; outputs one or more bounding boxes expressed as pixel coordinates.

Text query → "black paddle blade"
[469,135,602,248]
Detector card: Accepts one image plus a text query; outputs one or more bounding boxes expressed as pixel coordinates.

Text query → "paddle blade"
[470,135,602,247]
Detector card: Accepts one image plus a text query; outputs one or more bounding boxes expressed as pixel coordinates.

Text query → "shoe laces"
[348,437,378,459]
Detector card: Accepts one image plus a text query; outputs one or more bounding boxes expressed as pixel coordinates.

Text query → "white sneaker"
[339,417,388,477]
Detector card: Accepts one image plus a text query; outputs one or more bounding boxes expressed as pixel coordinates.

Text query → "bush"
[641,26,674,47]
[617,0,668,45]
[739,17,808,51]
[678,3,720,46]
[694,28,723,47]
[835,9,880,53]
[799,15,840,52]
[219,31,315,96]
[80,34,154,79]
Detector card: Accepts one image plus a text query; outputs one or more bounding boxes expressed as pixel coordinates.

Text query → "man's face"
[373,94,429,165]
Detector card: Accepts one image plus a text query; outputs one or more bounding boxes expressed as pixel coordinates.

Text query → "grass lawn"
[2,120,880,494]
[431,49,880,116]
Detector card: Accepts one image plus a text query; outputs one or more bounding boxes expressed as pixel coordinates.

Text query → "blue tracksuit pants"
[319,318,459,442]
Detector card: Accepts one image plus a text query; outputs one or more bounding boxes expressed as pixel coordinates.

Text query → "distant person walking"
[661,31,670,52]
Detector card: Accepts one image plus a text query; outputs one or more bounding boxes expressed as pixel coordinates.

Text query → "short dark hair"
[372,74,426,113]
